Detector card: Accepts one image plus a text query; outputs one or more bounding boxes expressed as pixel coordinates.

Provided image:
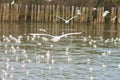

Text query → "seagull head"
[104,11,110,14]
[93,8,97,11]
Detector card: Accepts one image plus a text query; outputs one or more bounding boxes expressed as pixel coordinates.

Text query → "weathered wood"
[34,5,37,21]
[52,5,56,22]
[83,7,86,22]
[56,5,60,22]
[41,5,45,22]
[74,7,79,22]
[31,4,34,21]
[24,5,28,21]
[0,3,120,23]
[0,4,2,21]
[37,5,40,21]
[45,5,49,22]
[117,7,120,23]
[71,6,75,23]
[111,7,117,23]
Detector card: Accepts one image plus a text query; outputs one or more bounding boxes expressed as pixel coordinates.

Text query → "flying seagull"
[29,31,86,42]
[11,0,15,5]
[111,16,117,21]
[103,11,110,17]
[56,16,78,24]
[39,29,47,32]
[76,9,81,15]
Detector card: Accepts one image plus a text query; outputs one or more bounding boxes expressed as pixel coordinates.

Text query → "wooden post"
[12,4,16,21]
[34,5,37,21]
[79,7,82,23]
[117,7,120,23]
[49,5,52,22]
[52,5,56,22]
[37,5,40,21]
[111,7,117,23]
[10,4,13,21]
[96,7,99,23]
[65,6,67,20]
[97,7,104,23]
[74,6,79,22]
[81,7,86,22]
[31,4,34,21]
[71,6,74,23]
[101,7,104,23]
[85,7,89,22]
[2,3,5,21]
[6,3,9,21]
[62,6,65,21]
[0,4,2,21]
[17,4,21,21]
[15,4,19,21]
[56,5,60,23]
[45,5,49,22]
[24,5,28,21]
[89,7,93,23]
[41,5,44,22]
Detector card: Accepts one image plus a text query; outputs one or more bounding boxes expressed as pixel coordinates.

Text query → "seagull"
[103,11,110,17]
[29,31,86,42]
[111,16,116,21]
[11,0,15,5]
[56,16,78,24]
[39,29,47,32]
[76,9,81,15]
[93,8,97,11]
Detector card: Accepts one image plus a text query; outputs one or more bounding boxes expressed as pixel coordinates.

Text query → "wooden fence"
[0,3,119,23]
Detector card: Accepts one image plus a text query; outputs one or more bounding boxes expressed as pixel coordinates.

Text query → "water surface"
[0,22,120,80]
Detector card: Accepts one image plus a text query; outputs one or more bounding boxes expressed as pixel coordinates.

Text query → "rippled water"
[0,22,120,80]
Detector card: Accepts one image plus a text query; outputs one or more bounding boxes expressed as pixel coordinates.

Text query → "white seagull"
[11,0,15,5]
[76,9,81,15]
[93,8,97,11]
[103,11,110,17]
[39,28,47,32]
[29,31,86,42]
[56,16,78,24]
[111,16,116,21]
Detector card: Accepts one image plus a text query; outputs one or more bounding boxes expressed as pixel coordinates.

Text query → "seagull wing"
[11,0,14,5]
[111,16,116,21]
[56,16,66,21]
[59,31,86,38]
[68,16,78,21]
[39,29,47,32]
[29,33,54,37]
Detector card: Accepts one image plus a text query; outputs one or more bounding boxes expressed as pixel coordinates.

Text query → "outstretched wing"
[29,33,54,37]
[60,31,86,38]
[111,16,116,21]
[56,16,66,21]
[68,16,78,21]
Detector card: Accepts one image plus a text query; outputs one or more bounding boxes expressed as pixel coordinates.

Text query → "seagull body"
[29,31,86,42]
[103,11,110,17]
[56,16,78,24]
[11,0,15,5]
[76,10,81,15]
[111,16,116,21]
[93,8,97,11]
